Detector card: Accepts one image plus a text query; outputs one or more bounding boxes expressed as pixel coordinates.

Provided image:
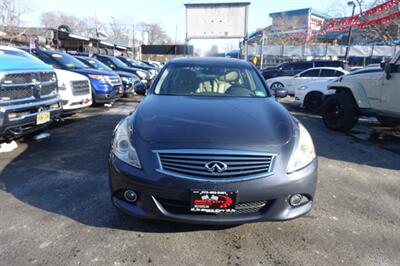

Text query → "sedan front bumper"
[109,156,318,225]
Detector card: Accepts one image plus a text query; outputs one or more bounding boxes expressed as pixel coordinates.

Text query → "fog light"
[289,194,309,207]
[124,190,138,203]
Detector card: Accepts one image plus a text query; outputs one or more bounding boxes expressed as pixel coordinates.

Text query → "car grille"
[108,76,122,86]
[71,80,90,96]
[0,86,33,100]
[0,71,57,100]
[156,197,270,216]
[156,150,276,179]
[41,83,57,96]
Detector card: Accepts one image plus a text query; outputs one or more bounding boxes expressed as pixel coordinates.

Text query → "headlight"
[88,74,108,83]
[112,118,141,169]
[287,123,316,174]
[297,85,308,91]
[136,71,147,79]
[121,77,130,83]
[58,80,66,91]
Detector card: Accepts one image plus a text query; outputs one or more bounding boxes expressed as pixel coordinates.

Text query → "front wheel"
[322,93,359,132]
[304,92,323,113]
[270,82,284,91]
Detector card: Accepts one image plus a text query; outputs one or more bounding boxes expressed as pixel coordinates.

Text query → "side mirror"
[274,87,288,98]
[134,82,147,95]
[384,64,393,80]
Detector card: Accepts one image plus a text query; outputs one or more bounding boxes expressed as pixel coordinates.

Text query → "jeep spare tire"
[322,93,359,132]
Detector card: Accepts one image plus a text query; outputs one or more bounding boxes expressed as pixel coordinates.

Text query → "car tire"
[270,82,284,91]
[322,92,359,132]
[304,92,323,113]
[377,116,400,127]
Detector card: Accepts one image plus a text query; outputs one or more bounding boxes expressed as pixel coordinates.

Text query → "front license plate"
[36,112,50,125]
[190,190,237,213]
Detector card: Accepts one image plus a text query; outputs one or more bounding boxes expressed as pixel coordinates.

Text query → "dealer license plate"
[36,112,50,125]
[190,190,237,213]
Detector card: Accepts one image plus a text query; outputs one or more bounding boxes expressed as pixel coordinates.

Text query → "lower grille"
[71,80,90,96]
[156,197,269,216]
[156,150,276,179]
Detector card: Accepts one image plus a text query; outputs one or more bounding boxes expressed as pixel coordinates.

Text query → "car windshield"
[108,56,129,68]
[50,52,89,69]
[82,58,112,71]
[128,58,149,68]
[154,65,269,97]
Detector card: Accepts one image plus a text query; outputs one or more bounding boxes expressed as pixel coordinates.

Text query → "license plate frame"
[190,190,237,213]
[36,112,50,125]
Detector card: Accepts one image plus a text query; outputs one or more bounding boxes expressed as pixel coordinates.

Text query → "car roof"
[167,57,253,68]
[304,67,345,70]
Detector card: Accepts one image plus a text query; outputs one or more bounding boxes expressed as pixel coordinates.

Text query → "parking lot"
[0,96,399,265]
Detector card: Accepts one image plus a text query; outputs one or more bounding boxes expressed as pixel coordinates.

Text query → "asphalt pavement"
[0,96,399,266]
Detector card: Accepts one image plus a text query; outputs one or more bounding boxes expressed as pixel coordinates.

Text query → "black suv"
[261,61,345,80]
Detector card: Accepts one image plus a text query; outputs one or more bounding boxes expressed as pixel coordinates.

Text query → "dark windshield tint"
[80,57,112,71]
[49,52,89,69]
[107,57,128,68]
[154,65,269,97]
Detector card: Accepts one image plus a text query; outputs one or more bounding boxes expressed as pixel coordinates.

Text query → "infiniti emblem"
[205,161,228,173]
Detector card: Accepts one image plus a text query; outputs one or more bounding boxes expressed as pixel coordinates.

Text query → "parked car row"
[0,45,159,142]
[261,60,346,80]
[265,52,400,132]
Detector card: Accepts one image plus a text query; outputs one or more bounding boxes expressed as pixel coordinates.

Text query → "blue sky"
[26,0,342,53]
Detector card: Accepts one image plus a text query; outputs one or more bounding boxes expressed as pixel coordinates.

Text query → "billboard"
[141,45,194,55]
[185,2,250,40]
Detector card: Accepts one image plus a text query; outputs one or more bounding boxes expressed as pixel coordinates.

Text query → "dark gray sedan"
[109,57,317,224]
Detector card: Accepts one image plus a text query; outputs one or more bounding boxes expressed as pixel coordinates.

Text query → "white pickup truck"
[55,69,92,115]
[322,50,400,132]
[0,46,92,115]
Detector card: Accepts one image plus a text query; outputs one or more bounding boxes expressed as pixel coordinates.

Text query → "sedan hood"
[71,68,117,77]
[134,95,294,146]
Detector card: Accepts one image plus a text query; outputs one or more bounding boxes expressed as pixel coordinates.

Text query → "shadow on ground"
[0,98,399,234]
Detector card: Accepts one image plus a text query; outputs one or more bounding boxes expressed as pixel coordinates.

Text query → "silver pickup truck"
[0,53,62,142]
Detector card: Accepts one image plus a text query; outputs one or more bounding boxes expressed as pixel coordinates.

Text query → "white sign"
[185,3,249,40]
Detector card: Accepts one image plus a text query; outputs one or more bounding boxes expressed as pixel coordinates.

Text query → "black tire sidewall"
[304,92,323,112]
[322,93,359,132]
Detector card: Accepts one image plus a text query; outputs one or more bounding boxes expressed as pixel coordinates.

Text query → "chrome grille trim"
[71,80,90,96]
[108,76,122,86]
[0,71,57,100]
[154,149,277,181]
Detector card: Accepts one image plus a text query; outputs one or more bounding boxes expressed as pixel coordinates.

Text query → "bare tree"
[139,22,172,45]
[205,45,218,56]
[40,11,106,38]
[0,0,32,26]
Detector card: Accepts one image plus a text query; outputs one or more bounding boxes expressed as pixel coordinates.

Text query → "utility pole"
[260,29,266,69]
[132,24,135,59]
[344,1,356,62]
[175,24,178,44]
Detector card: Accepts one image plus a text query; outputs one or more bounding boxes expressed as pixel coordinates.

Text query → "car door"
[381,57,400,114]
[285,69,320,94]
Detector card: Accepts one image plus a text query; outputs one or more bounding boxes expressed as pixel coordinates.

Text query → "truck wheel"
[377,117,400,127]
[304,92,323,113]
[322,93,359,132]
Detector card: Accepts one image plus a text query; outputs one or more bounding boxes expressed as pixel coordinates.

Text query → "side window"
[294,63,312,71]
[334,70,345,77]
[320,69,337,77]
[300,69,320,77]
[98,58,114,68]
